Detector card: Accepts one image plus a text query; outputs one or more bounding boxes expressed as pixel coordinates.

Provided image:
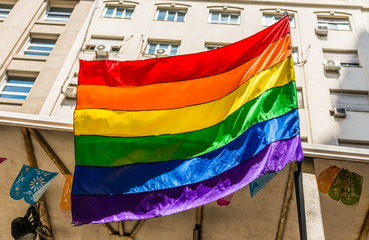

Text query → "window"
[0,4,13,18]
[292,48,299,63]
[103,6,134,19]
[146,42,180,56]
[0,76,35,100]
[330,91,369,112]
[155,8,186,22]
[297,89,304,108]
[205,43,226,51]
[323,50,359,67]
[317,17,350,30]
[262,14,295,27]
[22,38,56,56]
[208,11,240,25]
[44,7,73,21]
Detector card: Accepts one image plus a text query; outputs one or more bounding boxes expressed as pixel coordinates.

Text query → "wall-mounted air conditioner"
[324,59,341,71]
[155,48,170,56]
[65,86,76,99]
[315,26,328,36]
[95,45,109,58]
[333,107,346,118]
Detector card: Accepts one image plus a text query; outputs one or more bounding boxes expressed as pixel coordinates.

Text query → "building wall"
[0,0,368,239]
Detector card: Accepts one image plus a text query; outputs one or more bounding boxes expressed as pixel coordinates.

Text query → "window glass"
[317,17,350,31]
[177,12,186,22]
[103,6,134,19]
[209,11,240,25]
[146,42,180,56]
[44,7,73,21]
[0,4,13,18]
[23,38,56,56]
[155,9,187,22]
[262,14,295,27]
[105,7,114,17]
[0,76,35,100]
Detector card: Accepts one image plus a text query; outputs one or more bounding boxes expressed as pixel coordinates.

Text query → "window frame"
[145,41,181,56]
[0,76,35,100]
[262,13,295,27]
[22,37,57,56]
[154,8,187,22]
[317,17,350,31]
[0,4,13,18]
[43,7,73,22]
[208,10,241,25]
[102,5,135,19]
[204,43,227,51]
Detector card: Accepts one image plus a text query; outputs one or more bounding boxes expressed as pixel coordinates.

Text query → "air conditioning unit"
[95,45,109,58]
[324,59,341,71]
[333,107,346,118]
[155,48,170,56]
[65,86,76,99]
[315,25,328,36]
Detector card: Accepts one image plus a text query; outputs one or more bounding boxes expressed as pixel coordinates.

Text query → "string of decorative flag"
[10,165,58,204]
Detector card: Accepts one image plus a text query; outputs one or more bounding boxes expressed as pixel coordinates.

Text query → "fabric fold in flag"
[72,15,303,225]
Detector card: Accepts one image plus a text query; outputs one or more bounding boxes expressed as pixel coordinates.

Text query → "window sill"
[13,54,48,62]
[154,20,185,23]
[0,98,24,105]
[35,20,67,26]
[100,16,132,20]
[208,22,240,26]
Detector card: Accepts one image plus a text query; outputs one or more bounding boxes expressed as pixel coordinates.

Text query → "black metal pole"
[294,161,308,240]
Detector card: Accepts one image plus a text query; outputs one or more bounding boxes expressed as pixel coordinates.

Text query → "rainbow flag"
[72,16,303,224]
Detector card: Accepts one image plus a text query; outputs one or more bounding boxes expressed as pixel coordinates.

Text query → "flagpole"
[294,161,308,240]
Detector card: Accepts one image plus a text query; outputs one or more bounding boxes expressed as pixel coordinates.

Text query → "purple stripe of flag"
[71,135,303,224]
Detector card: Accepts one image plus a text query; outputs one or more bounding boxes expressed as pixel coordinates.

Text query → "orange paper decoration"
[60,174,73,210]
[317,166,341,194]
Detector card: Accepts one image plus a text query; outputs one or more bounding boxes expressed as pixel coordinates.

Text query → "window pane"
[125,9,133,18]
[220,13,229,23]
[263,15,274,26]
[167,10,176,21]
[230,14,239,24]
[23,38,56,56]
[0,76,34,100]
[338,23,350,30]
[115,7,124,18]
[170,45,179,55]
[159,44,169,50]
[45,7,72,21]
[105,7,115,17]
[148,44,157,54]
[157,9,166,20]
[49,7,73,14]
[177,12,185,22]
[3,85,31,93]
[211,12,219,23]
[0,4,13,18]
